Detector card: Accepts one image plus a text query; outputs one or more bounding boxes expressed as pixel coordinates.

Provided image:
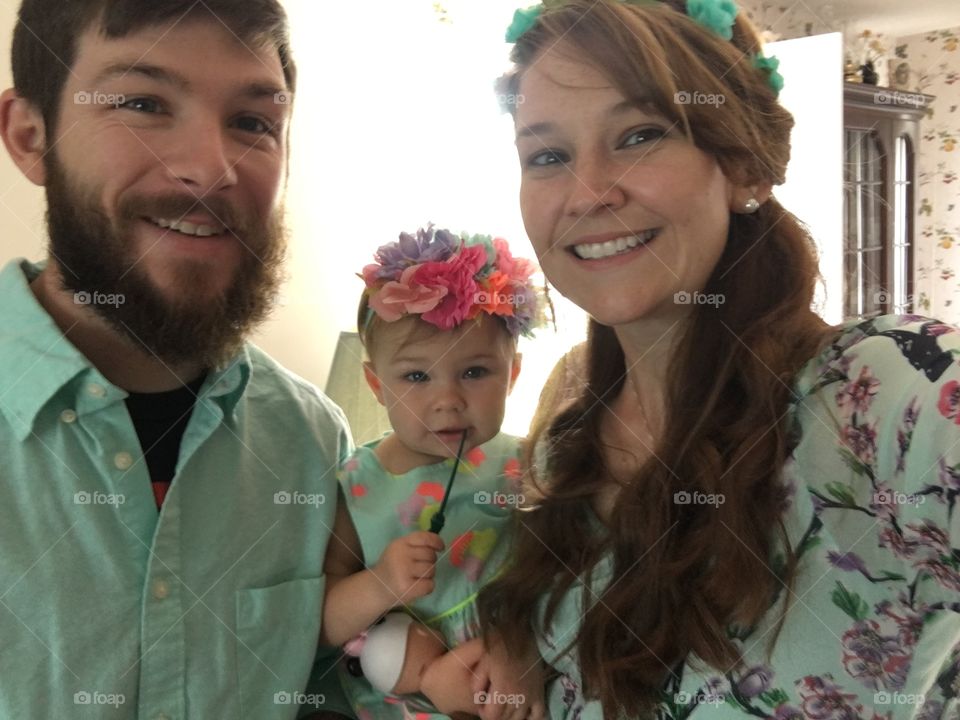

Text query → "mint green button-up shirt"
[0,259,352,719]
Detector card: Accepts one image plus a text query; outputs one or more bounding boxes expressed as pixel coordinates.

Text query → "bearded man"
[0,1,352,717]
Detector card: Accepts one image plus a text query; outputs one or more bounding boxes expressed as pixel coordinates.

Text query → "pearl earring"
[743,198,760,213]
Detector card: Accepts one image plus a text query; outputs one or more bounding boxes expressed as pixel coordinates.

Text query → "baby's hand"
[372,531,444,606]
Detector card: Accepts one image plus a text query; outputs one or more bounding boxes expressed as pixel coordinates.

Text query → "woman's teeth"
[573,230,656,260]
[151,217,226,238]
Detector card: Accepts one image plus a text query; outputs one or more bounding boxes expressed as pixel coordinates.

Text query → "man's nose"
[161,117,239,196]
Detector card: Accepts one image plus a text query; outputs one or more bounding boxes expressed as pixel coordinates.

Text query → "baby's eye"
[463,366,490,379]
[403,371,429,383]
[619,127,666,148]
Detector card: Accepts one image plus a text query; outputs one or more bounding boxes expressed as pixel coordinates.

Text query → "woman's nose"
[564,155,627,217]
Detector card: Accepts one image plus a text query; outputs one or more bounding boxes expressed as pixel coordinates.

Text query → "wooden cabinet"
[843,83,933,319]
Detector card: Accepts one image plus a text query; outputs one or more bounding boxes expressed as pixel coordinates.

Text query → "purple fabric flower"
[368,225,459,281]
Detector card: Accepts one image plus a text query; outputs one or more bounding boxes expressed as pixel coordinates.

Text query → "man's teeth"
[573,230,656,260]
[152,218,225,238]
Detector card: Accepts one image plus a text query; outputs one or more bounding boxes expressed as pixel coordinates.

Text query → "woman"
[478,1,960,718]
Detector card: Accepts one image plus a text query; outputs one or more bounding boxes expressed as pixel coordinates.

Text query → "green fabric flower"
[505,5,543,43]
[752,53,785,96]
[686,0,738,41]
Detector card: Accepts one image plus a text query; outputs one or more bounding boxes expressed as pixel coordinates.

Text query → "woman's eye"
[620,127,665,148]
[463,366,490,380]
[527,149,567,167]
[119,97,162,114]
[403,371,428,383]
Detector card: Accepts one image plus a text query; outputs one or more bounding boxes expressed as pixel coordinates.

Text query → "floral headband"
[361,226,544,338]
[505,0,784,97]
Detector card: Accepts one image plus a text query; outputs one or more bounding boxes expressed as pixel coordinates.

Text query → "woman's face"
[514,48,750,326]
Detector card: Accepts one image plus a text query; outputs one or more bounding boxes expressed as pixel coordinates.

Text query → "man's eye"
[463,366,490,379]
[119,97,162,113]
[403,371,428,383]
[234,116,277,136]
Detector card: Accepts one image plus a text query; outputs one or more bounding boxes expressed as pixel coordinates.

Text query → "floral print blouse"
[537,316,960,719]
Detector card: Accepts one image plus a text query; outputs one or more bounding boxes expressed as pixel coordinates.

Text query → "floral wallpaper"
[899,27,960,322]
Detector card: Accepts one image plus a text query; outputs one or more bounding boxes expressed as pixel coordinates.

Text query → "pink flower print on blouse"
[938,380,960,424]
[835,366,881,417]
[795,674,863,719]
[840,422,878,467]
[840,619,911,691]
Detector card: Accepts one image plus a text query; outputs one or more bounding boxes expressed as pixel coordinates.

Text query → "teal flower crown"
[505,0,784,97]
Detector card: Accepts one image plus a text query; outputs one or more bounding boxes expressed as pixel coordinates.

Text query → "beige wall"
[0,1,47,263]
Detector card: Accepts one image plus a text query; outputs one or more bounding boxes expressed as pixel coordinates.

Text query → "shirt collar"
[0,258,252,440]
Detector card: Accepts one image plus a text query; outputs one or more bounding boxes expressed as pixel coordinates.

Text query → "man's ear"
[508,352,522,393]
[363,361,386,406]
[0,88,48,186]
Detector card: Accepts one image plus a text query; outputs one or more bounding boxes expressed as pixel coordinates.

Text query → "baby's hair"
[357,292,517,361]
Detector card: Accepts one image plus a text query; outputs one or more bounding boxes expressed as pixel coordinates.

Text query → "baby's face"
[392,624,448,694]
[366,313,521,470]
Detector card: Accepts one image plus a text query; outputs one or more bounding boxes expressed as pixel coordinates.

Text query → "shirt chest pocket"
[235,576,324,719]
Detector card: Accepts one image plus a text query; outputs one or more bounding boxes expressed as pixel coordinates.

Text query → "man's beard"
[43,155,287,370]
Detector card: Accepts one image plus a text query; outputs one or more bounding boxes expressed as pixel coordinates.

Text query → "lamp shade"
[324,331,392,445]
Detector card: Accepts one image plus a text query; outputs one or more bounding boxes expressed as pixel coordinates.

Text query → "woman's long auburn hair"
[477,1,834,716]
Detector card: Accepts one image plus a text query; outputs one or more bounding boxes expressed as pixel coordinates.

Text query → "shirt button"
[87,383,106,398]
[152,579,170,600]
[60,409,77,424]
[113,452,134,470]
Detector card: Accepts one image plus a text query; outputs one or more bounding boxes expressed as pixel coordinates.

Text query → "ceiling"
[814,0,960,37]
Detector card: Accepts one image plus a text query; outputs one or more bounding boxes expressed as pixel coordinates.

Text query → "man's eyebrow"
[90,61,289,100]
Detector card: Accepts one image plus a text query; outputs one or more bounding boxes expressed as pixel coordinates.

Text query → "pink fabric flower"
[368,265,448,322]
[412,244,486,330]
[494,237,536,281]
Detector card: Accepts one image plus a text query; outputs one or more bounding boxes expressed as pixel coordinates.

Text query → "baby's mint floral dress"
[540,316,960,719]
[336,432,522,720]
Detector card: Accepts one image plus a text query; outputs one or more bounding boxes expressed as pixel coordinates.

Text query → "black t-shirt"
[125,375,206,509]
